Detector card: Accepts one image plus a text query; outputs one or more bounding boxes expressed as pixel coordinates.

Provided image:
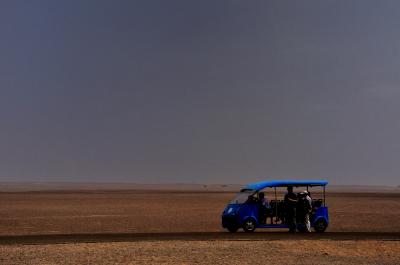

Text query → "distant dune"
[0,182,398,193]
[0,182,242,192]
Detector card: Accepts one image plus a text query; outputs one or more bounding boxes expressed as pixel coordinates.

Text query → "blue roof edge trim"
[245,180,328,191]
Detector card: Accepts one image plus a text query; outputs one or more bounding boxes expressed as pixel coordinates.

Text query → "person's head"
[287,186,293,193]
[259,192,265,199]
[307,191,311,197]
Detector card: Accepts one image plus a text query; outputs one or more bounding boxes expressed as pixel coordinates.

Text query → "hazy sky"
[1,1,400,185]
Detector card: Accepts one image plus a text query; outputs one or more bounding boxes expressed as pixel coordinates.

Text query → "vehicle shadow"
[0,231,399,245]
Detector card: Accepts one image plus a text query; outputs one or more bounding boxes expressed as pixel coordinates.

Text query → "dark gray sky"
[1,0,400,185]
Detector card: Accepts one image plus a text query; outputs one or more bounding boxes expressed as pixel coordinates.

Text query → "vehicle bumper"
[222,215,240,228]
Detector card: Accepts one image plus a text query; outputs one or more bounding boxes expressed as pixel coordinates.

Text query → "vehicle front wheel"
[242,218,256,233]
[313,219,327,233]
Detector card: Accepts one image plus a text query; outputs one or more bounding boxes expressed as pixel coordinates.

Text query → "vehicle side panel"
[311,206,329,226]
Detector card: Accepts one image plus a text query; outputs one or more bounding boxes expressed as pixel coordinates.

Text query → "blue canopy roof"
[244,180,328,191]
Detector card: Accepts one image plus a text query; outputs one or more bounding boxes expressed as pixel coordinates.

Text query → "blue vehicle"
[222,180,329,233]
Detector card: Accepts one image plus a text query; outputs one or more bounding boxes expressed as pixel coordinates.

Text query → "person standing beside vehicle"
[305,191,312,232]
[284,186,298,232]
[297,191,312,232]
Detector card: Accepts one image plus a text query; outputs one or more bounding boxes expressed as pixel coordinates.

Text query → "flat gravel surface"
[1,240,399,265]
[0,190,399,264]
[1,191,399,235]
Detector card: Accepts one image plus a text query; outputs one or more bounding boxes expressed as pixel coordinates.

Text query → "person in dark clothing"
[258,192,271,224]
[284,186,298,232]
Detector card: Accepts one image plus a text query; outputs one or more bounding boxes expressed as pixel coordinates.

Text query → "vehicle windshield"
[229,190,255,204]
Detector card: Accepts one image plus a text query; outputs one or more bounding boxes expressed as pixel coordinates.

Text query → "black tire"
[242,218,256,233]
[227,226,239,233]
[313,219,327,233]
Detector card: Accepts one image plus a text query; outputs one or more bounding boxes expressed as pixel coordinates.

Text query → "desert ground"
[0,188,399,264]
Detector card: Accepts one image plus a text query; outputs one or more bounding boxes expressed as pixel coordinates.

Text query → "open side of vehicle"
[222,180,329,233]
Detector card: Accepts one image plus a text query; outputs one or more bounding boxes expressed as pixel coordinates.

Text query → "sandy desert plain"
[0,183,399,264]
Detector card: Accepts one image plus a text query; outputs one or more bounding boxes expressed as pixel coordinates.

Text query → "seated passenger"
[246,194,257,204]
[258,192,272,224]
[259,192,270,208]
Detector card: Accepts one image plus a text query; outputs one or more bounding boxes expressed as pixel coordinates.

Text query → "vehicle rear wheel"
[242,218,256,233]
[313,219,327,233]
[227,226,238,233]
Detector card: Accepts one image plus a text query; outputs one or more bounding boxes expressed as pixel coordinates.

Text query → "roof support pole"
[274,187,277,224]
